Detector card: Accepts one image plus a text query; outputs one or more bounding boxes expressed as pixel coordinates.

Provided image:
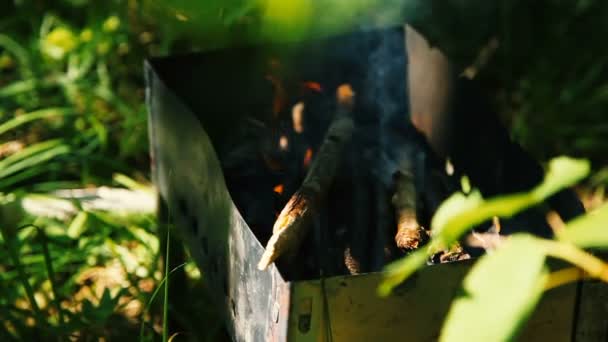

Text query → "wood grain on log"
[258,85,355,270]
[392,170,429,252]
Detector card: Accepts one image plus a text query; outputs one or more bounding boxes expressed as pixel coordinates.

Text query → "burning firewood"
[257,84,356,271]
[392,170,429,252]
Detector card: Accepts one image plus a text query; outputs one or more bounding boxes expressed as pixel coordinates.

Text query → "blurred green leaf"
[0,139,63,169]
[0,141,71,179]
[97,287,121,320]
[67,211,88,239]
[113,173,152,192]
[377,248,428,297]
[0,79,37,98]
[0,162,63,190]
[0,108,73,136]
[557,202,608,249]
[440,235,548,342]
[0,33,32,78]
[533,157,591,199]
[436,157,589,245]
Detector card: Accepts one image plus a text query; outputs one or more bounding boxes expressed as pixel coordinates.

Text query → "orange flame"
[292,102,304,134]
[303,148,313,167]
[266,75,287,117]
[273,184,284,195]
[302,81,323,92]
[279,135,289,151]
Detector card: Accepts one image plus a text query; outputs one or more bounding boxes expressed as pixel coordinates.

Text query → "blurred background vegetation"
[0,1,223,341]
[0,0,607,341]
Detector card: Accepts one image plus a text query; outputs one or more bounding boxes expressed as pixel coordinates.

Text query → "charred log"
[258,85,356,270]
[392,170,430,252]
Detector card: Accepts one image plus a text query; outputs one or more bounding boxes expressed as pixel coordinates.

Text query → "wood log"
[392,170,430,252]
[258,85,355,270]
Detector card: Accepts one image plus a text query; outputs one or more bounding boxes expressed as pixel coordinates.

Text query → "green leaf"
[435,157,589,245]
[557,202,608,249]
[0,79,37,97]
[0,108,73,136]
[440,235,548,342]
[0,162,63,189]
[434,192,534,245]
[98,287,117,318]
[67,211,88,239]
[533,157,590,199]
[112,173,152,192]
[0,142,71,179]
[0,139,63,169]
[377,248,428,297]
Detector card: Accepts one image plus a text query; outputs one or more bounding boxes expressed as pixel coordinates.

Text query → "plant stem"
[163,226,170,342]
[540,239,608,283]
[0,225,45,333]
[36,226,66,326]
[138,262,186,341]
[544,267,586,291]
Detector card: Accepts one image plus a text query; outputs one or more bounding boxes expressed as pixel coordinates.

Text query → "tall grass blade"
[0,139,63,168]
[0,143,70,179]
[0,225,45,331]
[0,79,37,97]
[0,162,62,189]
[32,225,66,325]
[163,224,170,342]
[138,262,186,342]
[0,34,32,78]
[0,108,73,136]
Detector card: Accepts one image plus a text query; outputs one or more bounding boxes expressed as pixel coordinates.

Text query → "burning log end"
[258,84,356,271]
[394,218,429,252]
[392,170,428,252]
[258,191,314,270]
[336,84,355,109]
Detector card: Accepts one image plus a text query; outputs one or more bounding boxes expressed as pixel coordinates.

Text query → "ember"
[302,148,313,167]
[273,184,284,195]
[301,81,323,92]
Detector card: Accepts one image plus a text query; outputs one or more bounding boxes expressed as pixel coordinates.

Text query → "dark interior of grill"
[151,26,581,281]
[152,27,445,279]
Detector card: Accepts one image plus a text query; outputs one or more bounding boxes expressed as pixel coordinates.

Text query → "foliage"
[380,157,608,341]
[0,1,158,190]
[441,235,548,342]
[484,1,608,164]
[0,190,160,340]
[0,2,224,340]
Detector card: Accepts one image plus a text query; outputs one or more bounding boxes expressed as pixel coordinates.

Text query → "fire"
[266,74,287,117]
[292,102,305,133]
[302,81,323,92]
[303,148,313,167]
[336,83,355,107]
[273,184,284,195]
[279,135,289,151]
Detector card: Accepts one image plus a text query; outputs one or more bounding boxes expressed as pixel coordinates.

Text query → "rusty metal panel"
[574,280,608,341]
[573,251,608,342]
[145,60,291,341]
[520,284,578,342]
[289,261,578,342]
